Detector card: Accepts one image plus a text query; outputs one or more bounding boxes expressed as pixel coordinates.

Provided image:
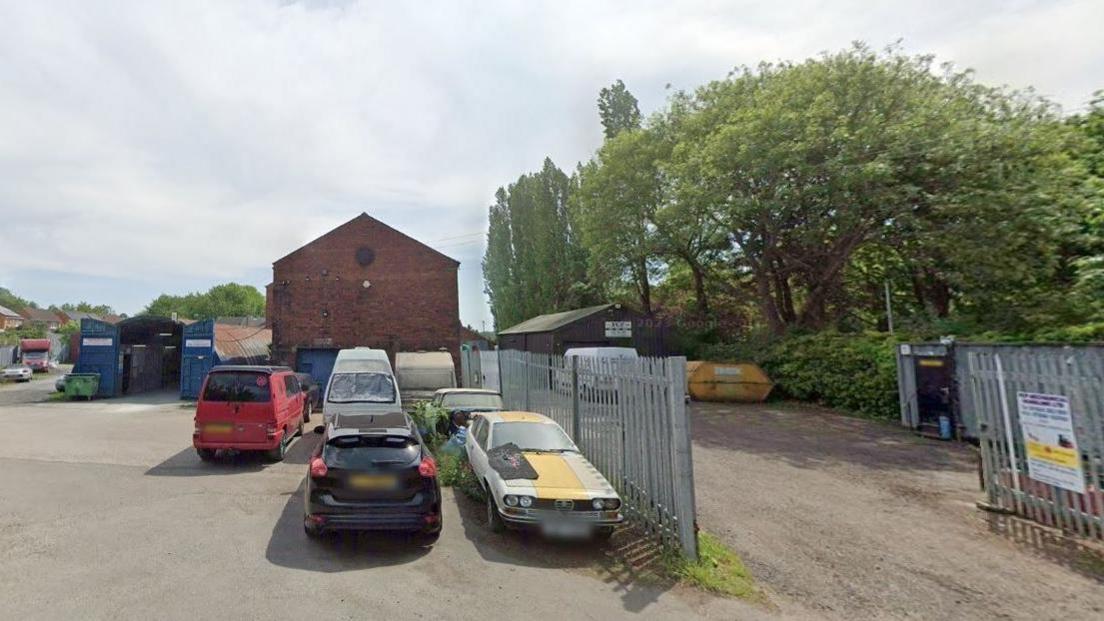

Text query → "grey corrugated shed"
[498,304,613,335]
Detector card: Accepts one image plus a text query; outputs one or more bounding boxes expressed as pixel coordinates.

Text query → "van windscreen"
[327,372,396,403]
[202,372,271,402]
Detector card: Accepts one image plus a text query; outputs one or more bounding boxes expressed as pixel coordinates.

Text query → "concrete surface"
[0,369,61,407]
[691,401,1104,620]
[0,392,762,621]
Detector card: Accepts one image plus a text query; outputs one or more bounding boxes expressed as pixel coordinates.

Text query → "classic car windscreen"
[441,393,503,409]
[491,422,575,452]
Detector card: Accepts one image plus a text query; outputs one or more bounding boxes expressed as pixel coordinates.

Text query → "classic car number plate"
[541,520,592,539]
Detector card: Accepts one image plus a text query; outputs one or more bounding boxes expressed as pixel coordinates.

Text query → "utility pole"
[884,280,895,334]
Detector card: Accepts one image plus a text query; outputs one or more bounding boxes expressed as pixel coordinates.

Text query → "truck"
[20,338,51,372]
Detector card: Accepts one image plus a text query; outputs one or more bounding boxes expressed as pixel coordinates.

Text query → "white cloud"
[0,0,1100,323]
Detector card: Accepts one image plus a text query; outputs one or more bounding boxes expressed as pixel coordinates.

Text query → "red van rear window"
[202,372,272,403]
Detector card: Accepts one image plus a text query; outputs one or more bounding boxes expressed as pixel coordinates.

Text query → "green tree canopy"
[0,287,34,311]
[60,301,115,315]
[482,158,593,330]
[597,79,642,139]
[142,283,265,320]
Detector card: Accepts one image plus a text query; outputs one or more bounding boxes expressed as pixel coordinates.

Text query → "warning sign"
[1017,392,1084,494]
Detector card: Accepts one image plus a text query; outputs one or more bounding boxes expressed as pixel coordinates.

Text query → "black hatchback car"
[304,413,441,544]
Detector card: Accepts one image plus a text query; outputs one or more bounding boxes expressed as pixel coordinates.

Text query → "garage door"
[295,348,338,390]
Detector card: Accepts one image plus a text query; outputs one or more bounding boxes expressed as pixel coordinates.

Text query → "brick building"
[267,213,461,386]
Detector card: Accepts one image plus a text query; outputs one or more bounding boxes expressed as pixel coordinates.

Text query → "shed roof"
[497,304,614,335]
[0,304,24,318]
[214,325,272,363]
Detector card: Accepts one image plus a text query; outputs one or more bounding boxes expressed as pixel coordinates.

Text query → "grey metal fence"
[479,350,500,392]
[498,350,698,559]
[963,344,1104,539]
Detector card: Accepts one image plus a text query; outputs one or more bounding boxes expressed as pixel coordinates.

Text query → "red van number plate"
[205,423,233,434]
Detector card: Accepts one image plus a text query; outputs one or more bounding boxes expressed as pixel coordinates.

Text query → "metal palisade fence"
[498,350,698,560]
[963,344,1104,539]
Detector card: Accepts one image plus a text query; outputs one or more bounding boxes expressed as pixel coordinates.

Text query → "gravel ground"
[691,401,1104,620]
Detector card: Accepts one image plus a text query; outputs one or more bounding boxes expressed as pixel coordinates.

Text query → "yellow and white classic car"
[465,411,623,539]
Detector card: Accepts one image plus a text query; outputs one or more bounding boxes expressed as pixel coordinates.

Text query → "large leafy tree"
[482,159,591,330]
[678,45,1083,333]
[597,79,642,139]
[573,128,665,313]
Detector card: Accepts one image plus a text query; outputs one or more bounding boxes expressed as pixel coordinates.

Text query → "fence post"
[524,352,531,411]
[666,356,698,561]
[571,355,581,443]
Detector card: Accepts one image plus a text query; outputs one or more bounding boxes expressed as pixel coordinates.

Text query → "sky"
[0,0,1101,329]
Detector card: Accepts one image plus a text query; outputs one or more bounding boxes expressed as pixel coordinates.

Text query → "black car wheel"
[303,403,311,424]
[595,527,615,542]
[485,491,505,533]
[196,448,217,462]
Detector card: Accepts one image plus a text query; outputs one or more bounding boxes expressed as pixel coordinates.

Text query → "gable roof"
[18,307,60,323]
[498,304,614,335]
[0,304,22,318]
[273,212,460,268]
[57,310,102,322]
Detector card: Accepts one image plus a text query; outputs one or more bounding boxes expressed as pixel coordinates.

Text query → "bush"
[437,452,484,501]
[410,401,447,449]
[701,331,902,420]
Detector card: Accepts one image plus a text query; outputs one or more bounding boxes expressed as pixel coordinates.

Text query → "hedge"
[699,332,902,420]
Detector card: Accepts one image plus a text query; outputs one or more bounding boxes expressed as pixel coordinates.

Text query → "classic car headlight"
[601,498,621,510]
[518,495,533,508]
[503,494,519,507]
[592,498,604,510]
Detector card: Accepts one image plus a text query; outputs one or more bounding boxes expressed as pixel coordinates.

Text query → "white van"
[563,347,640,362]
[322,348,402,426]
[562,347,640,394]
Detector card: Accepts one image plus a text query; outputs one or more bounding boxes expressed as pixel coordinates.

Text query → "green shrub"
[410,401,447,449]
[436,452,484,501]
[701,331,902,420]
[1030,321,1104,343]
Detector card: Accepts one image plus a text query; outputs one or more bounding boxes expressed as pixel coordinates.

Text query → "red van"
[193,366,307,462]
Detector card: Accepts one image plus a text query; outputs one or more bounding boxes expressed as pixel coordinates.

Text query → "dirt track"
[691,401,1104,620]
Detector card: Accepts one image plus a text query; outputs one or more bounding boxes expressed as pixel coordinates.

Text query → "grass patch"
[664,532,763,602]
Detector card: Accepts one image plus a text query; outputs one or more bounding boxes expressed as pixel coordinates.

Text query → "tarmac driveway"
[0,393,759,620]
[691,401,1104,620]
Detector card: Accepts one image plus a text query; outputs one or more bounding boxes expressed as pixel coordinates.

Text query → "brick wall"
[267,214,460,368]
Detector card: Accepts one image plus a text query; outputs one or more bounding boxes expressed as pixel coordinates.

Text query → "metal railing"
[498,350,698,559]
[964,344,1104,539]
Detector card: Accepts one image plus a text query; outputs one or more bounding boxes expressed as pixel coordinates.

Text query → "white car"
[466,411,623,539]
[2,365,33,382]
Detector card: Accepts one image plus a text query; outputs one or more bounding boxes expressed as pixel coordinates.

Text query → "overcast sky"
[0,0,1101,328]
